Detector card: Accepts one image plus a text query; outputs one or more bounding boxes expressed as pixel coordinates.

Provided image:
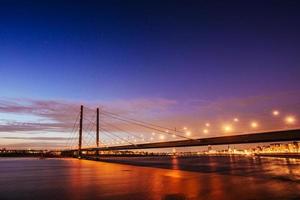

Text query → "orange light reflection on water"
[1,158,300,200]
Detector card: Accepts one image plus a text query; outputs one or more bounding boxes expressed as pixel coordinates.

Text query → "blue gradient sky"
[0,0,300,149]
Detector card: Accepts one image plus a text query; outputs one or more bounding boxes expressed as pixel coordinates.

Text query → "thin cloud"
[0,136,69,141]
[0,97,177,133]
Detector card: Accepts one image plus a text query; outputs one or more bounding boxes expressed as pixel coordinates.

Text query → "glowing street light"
[272,110,280,116]
[251,122,258,128]
[285,116,296,125]
[159,135,165,140]
[223,125,232,133]
[172,134,176,138]
[186,131,192,136]
[233,118,239,122]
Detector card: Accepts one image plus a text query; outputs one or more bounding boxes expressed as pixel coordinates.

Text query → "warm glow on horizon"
[203,129,209,134]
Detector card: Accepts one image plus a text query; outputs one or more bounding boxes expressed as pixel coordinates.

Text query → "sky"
[0,0,300,149]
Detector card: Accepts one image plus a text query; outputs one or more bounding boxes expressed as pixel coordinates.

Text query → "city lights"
[285,116,296,124]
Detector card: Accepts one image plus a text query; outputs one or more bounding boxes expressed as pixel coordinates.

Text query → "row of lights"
[104,110,297,145]
[272,110,297,124]
[184,110,297,135]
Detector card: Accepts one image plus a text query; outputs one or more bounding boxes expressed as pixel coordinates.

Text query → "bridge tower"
[78,105,83,158]
[96,107,100,155]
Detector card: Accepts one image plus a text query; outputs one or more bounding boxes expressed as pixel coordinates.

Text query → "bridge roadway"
[78,128,300,151]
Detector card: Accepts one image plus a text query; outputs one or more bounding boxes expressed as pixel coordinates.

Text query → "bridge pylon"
[78,105,83,158]
[96,107,100,155]
[96,107,99,147]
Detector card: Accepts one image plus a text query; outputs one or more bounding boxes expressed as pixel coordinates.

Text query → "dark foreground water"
[0,156,299,200]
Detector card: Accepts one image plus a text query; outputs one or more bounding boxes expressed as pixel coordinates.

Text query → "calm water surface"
[0,156,300,200]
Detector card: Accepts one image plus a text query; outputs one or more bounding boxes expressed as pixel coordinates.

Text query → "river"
[0,156,299,200]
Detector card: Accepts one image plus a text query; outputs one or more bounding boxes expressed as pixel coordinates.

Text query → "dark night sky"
[0,0,300,148]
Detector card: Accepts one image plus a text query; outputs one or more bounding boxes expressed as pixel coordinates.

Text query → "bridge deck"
[75,129,300,151]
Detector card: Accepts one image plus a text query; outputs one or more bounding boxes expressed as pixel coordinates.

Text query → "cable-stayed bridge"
[63,106,300,157]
